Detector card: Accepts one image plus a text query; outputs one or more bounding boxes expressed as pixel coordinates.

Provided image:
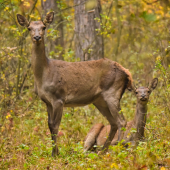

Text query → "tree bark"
[74,0,104,61]
[114,0,122,58]
[41,0,64,60]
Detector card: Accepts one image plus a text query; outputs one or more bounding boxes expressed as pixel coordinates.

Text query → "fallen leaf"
[164,158,170,166]
[160,167,166,170]
[57,131,64,137]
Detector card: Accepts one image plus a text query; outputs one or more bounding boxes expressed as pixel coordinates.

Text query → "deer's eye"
[28,28,31,31]
[148,91,150,93]
[43,27,46,30]
[135,92,138,94]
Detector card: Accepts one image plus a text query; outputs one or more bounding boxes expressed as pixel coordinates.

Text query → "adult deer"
[17,12,133,156]
[84,78,158,151]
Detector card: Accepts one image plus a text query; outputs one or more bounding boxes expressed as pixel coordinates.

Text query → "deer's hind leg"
[102,91,127,146]
[108,101,126,146]
[93,99,118,152]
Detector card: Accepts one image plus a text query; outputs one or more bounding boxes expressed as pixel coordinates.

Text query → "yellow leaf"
[4,7,9,11]
[30,14,34,18]
[160,167,166,170]
[111,163,118,169]
[156,56,161,61]
[23,2,30,7]
[6,113,11,119]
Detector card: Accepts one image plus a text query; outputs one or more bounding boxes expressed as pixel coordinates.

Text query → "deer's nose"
[34,36,41,41]
[141,94,145,98]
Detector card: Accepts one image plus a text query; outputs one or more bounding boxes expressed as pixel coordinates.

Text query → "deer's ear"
[149,78,158,91]
[43,12,54,25]
[17,14,29,27]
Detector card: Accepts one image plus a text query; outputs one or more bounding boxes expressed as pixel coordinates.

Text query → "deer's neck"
[133,102,147,140]
[31,40,49,84]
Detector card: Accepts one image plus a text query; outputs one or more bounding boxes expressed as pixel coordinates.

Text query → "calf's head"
[132,78,158,104]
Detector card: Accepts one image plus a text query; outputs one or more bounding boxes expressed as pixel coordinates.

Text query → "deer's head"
[16,12,54,44]
[132,78,158,104]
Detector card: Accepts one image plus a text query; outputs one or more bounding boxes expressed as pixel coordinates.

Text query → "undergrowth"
[0,1,170,169]
[0,78,170,169]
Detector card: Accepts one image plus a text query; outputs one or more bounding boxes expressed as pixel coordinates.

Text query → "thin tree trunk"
[114,0,122,58]
[41,0,64,60]
[74,0,104,61]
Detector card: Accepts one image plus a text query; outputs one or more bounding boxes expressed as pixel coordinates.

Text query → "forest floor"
[0,90,170,170]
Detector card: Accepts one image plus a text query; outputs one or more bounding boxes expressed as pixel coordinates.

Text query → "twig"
[142,0,159,5]
[104,0,114,26]
[28,0,38,22]
[19,63,31,95]
[59,0,87,12]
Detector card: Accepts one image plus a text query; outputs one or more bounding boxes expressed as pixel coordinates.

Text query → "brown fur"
[84,78,158,150]
[17,12,133,156]
[114,62,133,90]
[84,123,104,151]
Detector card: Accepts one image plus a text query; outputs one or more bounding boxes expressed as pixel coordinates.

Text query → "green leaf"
[141,11,156,22]
[130,128,137,133]
[88,153,98,159]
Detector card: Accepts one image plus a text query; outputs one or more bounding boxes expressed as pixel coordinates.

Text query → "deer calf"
[84,78,158,151]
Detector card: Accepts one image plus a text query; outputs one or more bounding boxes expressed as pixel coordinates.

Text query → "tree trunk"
[74,0,104,61]
[41,0,64,60]
[114,0,122,58]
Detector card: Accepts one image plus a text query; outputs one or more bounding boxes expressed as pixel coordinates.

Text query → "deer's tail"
[115,62,133,91]
[84,123,104,152]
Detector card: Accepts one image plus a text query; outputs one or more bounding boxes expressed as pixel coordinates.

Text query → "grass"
[0,89,170,170]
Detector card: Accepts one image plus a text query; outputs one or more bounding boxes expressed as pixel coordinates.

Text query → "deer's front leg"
[34,82,38,95]
[47,100,63,157]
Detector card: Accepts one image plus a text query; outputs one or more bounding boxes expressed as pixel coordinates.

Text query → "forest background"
[0,0,170,169]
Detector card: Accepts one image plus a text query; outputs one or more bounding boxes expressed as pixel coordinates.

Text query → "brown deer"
[16,12,133,156]
[84,78,158,151]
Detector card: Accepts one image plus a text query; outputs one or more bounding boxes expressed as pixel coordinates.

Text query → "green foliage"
[141,11,157,22]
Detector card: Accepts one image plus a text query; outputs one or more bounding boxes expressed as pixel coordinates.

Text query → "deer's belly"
[64,92,100,107]
[64,96,95,107]
[37,81,102,107]
[39,92,98,107]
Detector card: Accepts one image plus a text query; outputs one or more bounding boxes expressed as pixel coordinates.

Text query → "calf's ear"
[149,78,158,91]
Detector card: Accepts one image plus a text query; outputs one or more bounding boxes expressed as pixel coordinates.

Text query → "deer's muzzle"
[140,97,147,101]
[34,36,41,41]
